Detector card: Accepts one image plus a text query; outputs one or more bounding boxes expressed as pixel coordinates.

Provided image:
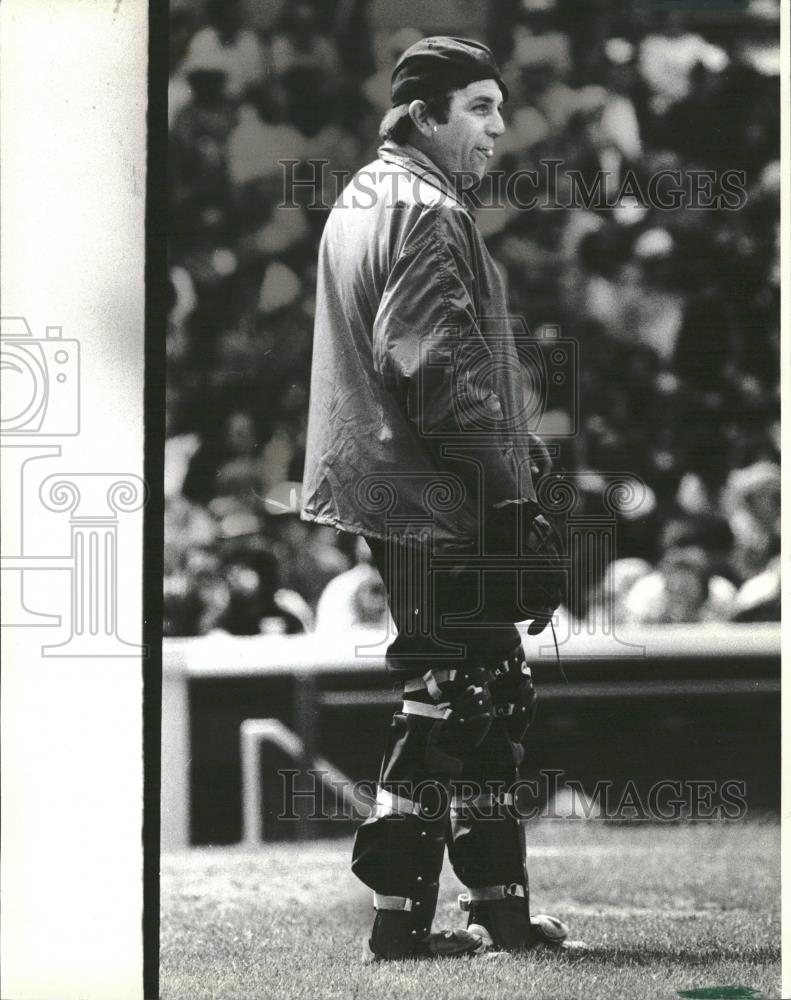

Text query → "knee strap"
[403,669,458,701]
[401,699,452,720]
[488,650,531,686]
[401,667,495,760]
[374,787,424,819]
[451,791,514,819]
[458,883,526,910]
[374,893,414,911]
[488,647,536,741]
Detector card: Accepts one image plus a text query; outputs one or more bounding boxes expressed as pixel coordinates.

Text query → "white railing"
[161,623,781,850]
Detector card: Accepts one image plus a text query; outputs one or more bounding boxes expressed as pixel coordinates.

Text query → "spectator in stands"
[170,58,236,209]
[619,228,685,363]
[638,10,728,115]
[731,555,780,623]
[218,552,309,636]
[562,85,639,207]
[722,461,781,582]
[164,0,780,632]
[586,557,653,627]
[169,3,200,128]
[600,38,642,161]
[268,516,351,609]
[227,76,294,187]
[183,408,264,507]
[269,0,340,77]
[622,545,736,624]
[258,377,308,500]
[510,4,573,81]
[163,573,206,637]
[163,495,216,576]
[315,538,392,633]
[506,57,576,143]
[214,410,266,500]
[164,547,232,637]
[183,0,265,100]
[663,59,730,166]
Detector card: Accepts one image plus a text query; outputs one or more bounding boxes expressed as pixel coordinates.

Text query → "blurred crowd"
[165,0,780,637]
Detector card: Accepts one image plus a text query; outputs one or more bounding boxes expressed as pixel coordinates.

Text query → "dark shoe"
[418,929,486,959]
[530,913,571,946]
[362,911,484,963]
[460,884,572,953]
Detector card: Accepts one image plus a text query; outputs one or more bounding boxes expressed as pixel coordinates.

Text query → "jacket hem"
[300,508,476,547]
[300,508,389,541]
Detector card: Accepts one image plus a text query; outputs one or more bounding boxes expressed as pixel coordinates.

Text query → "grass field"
[161,819,780,1000]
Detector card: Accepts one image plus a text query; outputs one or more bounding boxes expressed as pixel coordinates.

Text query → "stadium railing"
[162,622,780,849]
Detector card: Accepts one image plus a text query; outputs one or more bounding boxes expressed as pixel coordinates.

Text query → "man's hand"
[521,506,565,634]
[527,432,553,481]
[486,500,565,634]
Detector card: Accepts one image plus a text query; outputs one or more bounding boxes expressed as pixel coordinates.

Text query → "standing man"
[302,36,568,960]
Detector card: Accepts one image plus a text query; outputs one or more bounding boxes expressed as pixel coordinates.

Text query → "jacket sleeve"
[372,206,521,509]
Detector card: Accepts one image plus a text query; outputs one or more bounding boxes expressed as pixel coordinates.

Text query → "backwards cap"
[391,35,508,105]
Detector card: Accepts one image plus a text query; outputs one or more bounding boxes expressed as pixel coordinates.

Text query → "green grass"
[161,819,780,1000]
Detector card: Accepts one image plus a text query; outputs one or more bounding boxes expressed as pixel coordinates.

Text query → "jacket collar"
[377,140,474,215]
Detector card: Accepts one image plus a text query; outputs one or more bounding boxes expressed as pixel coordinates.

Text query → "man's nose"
[487,110,505,137]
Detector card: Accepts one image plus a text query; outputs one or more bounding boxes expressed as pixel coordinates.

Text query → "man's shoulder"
[333,157,468,217]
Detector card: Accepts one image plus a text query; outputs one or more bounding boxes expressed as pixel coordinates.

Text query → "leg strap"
[401,699,452,720]
[374,893,414,911]
[488,652,531,686]
[374,788,424,818]
[403,669,457,701]
[451,792,513,818]
[458,883,526,910]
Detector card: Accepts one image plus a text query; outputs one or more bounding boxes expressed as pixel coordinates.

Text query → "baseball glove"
[486,498,566,635]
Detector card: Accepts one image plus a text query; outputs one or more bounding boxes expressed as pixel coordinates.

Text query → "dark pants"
[352,533,537,935]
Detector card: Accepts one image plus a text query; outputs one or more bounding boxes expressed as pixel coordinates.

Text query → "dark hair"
[378,91,453,143]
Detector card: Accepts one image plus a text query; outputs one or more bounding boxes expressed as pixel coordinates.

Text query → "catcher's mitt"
[486,498,565,635]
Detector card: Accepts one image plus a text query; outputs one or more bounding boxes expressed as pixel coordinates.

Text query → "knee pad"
[488,647,537,743]
[444,669,495,750]
[352,787,446,902]
[402,664,494,758]
[447,783,524,889]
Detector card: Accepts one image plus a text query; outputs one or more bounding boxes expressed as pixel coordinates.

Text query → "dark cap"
[391,36,509,106]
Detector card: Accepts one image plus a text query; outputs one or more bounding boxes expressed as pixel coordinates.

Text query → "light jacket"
[301,140,538,547]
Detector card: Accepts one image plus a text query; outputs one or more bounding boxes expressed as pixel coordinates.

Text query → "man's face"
[431,79,505,185]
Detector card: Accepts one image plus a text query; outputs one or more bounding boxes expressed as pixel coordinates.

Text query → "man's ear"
[408,99,434,138]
